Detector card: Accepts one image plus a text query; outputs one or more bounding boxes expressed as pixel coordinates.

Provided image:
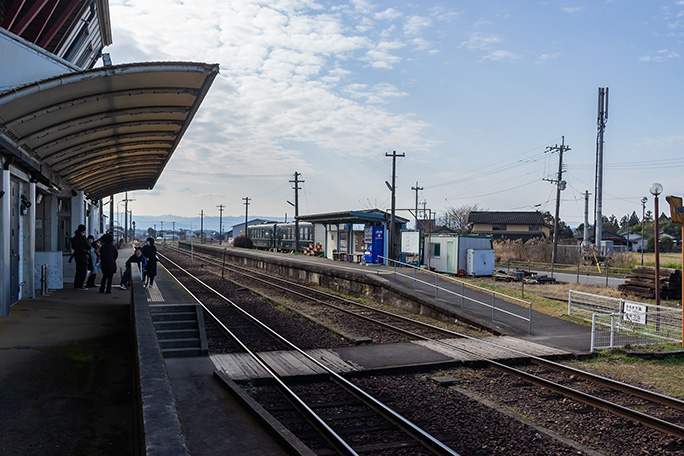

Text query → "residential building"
[468,211,551,241]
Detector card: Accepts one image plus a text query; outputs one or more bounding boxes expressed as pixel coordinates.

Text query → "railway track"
[160,245,684,445]
[162,244,471,343]
[160,252,461,456]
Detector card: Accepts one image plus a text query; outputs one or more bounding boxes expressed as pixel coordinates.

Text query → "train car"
[277,222,314,252]
[247,221,314,252]
[247,222,278,250]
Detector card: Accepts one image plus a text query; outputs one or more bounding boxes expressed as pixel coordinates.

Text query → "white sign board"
[623,302,647,325]
[401,231,420,254]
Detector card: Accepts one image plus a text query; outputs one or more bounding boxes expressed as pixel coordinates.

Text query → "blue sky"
[106,0,684,228]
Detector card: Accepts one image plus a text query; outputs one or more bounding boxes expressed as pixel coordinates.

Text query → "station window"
[57,197,72,253]
[430,243,441,257]
[492,224,506,231]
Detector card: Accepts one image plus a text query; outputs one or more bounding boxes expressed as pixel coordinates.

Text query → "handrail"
[378,256,531,306]
[378,256,532,333]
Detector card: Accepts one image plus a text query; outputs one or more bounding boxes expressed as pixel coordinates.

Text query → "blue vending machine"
[363,226,384,263]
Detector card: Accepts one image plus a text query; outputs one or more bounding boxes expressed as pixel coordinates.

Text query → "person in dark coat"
[141,237,158,288]
[98,233,119,294]
[70,224,90,290]
[120,248,147,290]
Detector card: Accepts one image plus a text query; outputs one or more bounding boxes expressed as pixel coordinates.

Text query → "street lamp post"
[641,197,647,266]
[650,183,663,312]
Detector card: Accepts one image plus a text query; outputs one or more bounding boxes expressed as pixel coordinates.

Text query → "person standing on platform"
[86,238,102,288]
[142,237,158,288]
[99,233,118,294]
[120,248,146,290]
[70,224,90,290]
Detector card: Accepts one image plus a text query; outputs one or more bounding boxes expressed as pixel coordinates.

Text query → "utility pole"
[583,190,591,247]
[200,210,204,243]
[545,137,570,271]
[172,221,175,243]
[216,204,225,245]
[385,151,405,262]
[289,172,304,252]
[121,192,135,243]
[594,87,609,252]
[243,197,251,237]
[411,182,423,230]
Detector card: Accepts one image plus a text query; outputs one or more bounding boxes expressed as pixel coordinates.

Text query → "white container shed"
[423,235,493,274]
[466,248,496,276]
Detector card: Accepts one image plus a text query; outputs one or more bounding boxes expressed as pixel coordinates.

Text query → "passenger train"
[246,222,314,252]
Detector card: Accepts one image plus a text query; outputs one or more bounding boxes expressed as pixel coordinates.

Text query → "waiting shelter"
[297,209,408,264]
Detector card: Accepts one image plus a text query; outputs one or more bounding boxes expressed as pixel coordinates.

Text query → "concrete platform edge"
[212,370,317,456]
[132,273,190,456]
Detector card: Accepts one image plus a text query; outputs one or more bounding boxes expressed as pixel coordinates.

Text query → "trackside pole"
[222,248,226,279]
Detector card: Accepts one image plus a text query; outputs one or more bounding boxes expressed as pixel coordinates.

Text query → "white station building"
[0,1,218,314]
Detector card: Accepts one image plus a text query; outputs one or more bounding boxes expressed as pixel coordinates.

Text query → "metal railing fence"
[378,256,532,333]
[568,290,679,318]
[568,289,682,351]
[591,310,682,351]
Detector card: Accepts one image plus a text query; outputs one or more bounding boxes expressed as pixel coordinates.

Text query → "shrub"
[233,235,254,249]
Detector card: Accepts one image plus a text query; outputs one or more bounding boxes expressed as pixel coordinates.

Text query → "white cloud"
[375,8,402,21]
[460,32,502,50]
[404,16,432,36]
[363,40,405,68]
[639,49,681,62]
[536,52,561,62]
[343,82,408,104]
[561,7,583,14]
[106,0,441,185]
[480,50,521,62]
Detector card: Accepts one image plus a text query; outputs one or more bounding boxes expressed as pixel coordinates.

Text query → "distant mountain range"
[125,214,284,233]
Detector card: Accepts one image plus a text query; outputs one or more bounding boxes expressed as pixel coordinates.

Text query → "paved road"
[530,269,626,287]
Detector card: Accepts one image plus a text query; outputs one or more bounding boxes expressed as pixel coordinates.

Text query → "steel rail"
[165,245,684,439]
[160,252,462,456]
[166,245,462,339]
[159,259,358,456]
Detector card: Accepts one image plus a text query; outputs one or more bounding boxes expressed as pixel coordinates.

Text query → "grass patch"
[567,350,684,398]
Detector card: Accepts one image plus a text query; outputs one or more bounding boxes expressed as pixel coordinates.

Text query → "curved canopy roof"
[0,61,218,199]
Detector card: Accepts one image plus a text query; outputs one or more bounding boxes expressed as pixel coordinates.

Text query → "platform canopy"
[0,61,219,199]
[297,209,409,225]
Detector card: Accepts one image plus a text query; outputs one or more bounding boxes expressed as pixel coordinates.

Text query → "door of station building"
[10,179,20,304]
[446,241,454,273]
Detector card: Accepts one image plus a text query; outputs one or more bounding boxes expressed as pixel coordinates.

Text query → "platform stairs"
[149,303,209,358]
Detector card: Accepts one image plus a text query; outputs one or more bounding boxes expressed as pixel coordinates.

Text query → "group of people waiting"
[70,224,158,294]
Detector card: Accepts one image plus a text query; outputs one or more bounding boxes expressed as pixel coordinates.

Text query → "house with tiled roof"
[468,211,551,241]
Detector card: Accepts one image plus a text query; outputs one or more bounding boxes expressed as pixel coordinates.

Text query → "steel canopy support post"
[28,181,36,298]
[124,191,128,243]
[0,166,10,316]
[109,195,114,234]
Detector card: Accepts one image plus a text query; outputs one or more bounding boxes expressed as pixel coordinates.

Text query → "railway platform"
[0,246,296,456]
[176,243,594,353]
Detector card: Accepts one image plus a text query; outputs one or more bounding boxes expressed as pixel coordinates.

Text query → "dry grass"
[567,352,684,398]
[465,277,631,319]
[633,252,682,268]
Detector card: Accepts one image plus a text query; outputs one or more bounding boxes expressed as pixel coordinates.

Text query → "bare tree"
[440,204,481,234]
